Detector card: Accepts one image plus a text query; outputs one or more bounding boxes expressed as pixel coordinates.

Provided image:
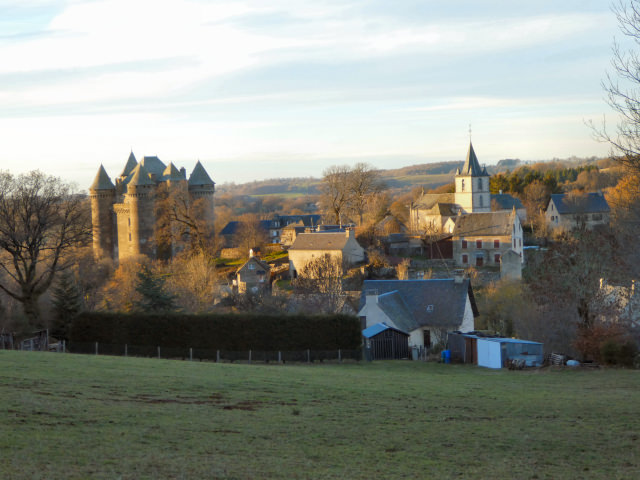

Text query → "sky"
[0,0,626,188]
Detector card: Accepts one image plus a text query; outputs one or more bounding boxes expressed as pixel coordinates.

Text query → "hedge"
[69,312,362,351]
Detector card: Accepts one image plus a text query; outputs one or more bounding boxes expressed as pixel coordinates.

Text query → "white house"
[357,275,478,349]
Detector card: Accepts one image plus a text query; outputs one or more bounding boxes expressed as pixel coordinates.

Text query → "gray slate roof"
[360,279,478,330]
[161,162,185,182]
[90,164,115,190]
[120,152,138,177]
[412,193,455,210]
[549,193,610,214]
[140,156,166,177]
[452,211,516,237]
[491,193,524,211]
[237,256,271,275]
[127,163,155,187]
[457,142,488,177]
[188,161,215,186]
[289,232,350,251]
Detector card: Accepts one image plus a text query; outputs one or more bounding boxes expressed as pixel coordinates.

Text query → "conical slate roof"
[188,161,215,186]
[161,162,183,181]
[140,156,166,177]
[119,151,138,177]
[90,164,115,190]
[458,142,487,177]
[127,163,155,187]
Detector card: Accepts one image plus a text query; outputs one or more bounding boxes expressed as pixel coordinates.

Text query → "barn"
[448,332,544,369]
[362,323,410,360]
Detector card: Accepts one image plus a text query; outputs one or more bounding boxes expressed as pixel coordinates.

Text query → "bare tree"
[593,0,640,172]
[320,165,352,224]
[0,171,91,324]
[293,253,346,313]
[349,163,385,226]
[233,213,268,256]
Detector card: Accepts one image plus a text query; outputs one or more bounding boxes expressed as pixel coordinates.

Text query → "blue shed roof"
[362,322,409,338]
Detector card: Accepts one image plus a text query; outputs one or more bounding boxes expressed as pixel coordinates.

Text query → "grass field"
[2,351,640,479]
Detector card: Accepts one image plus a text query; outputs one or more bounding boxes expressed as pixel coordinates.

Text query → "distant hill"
[216,156,605,197]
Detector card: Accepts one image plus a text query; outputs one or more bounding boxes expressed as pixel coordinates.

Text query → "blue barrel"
[443,349,451,364]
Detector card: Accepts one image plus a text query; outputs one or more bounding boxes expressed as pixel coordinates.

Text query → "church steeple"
[454,141,491,213]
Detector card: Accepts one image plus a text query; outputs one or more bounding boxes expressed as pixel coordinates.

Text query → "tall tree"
[50,270,82,339]
[320,165,352,224]
[0,171,90,324]
[349,162,385,226]
[134,266,177,313]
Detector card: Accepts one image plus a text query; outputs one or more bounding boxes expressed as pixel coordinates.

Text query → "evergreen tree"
[51,271,82,339]
[134,267,177,313]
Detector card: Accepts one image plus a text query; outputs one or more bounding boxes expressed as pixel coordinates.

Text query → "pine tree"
[51,271,82,339]
[134,267,177,312]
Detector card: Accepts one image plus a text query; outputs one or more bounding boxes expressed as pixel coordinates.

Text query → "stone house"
[545,192,610,231]
[358,275,478,349]
[448,208,523,267]
[235,254,272,294]
[288,230,365,278]
[219,214,322,247]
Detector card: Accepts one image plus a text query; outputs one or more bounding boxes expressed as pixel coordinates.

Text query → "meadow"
[1,351,639,479]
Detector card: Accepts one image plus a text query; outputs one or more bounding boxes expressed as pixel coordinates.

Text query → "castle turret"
[89,165,116,260]
[114,163,157,260]
[188,161,215,225]
[116,151,138,195]
[455,142,491,213]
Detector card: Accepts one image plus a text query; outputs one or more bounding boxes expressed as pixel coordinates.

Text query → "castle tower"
[115,151,138,196]
[89,165,116,260]
[114,163,157,261]
[187,161,215,225]
[454,142,490,213]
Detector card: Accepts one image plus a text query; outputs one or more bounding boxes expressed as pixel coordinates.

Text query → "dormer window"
[248,263,255,270]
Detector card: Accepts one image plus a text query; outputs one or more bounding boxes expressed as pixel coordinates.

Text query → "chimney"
[453,269,465,284]
[365,289,378,304]
[499,189,503,195]
[249,248,254,257]
[346,228,354,239]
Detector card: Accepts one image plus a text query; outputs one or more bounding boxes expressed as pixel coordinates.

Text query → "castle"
[89,152,215,262]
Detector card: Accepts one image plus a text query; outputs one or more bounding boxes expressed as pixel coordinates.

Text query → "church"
[410,143,525,269]
[89,152,215,262]
[409,142,525,233]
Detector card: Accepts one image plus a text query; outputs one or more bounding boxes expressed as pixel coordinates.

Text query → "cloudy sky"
[0,0,624,187]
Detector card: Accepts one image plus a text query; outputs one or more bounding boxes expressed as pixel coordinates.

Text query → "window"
[478,178,483,190]
[462,240,467,249]
[495,253,501,263]
[426,305,434,313]
[494,239,500,249]
[476,255,484,267]
[479,195,483,207]
[476,239,482,249]
[248,263,255,270]
[513,239,516,248]
[593,213,603,221]
[461,179,465,191]
[462,254,468,264]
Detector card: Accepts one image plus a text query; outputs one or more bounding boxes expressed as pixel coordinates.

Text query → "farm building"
[448,332,544,369]
[362,322,410,360]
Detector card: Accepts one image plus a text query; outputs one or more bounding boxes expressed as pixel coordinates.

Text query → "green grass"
[2,351,640,479]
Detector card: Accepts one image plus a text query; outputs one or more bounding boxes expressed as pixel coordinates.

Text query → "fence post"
[95,342,98,355]
[338,349,342,363]
[124,344,127,357]
[307,349,310,363]
[189,348,193,362]
[248,350,252,365]
[216,350,220,363]
[157,346,160,359]
[62,340,66,353]
[278,351,282,364]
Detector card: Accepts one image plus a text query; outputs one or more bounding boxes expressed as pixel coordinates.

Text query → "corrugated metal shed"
[362,322,408,339]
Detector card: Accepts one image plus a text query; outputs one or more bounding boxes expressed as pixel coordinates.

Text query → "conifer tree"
[134,267,177,313]
[51,271,82,339]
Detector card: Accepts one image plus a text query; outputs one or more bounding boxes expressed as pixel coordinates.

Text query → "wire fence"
[67,341,362,364]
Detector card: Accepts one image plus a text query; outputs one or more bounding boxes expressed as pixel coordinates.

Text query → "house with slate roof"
[288,230,365,278]
[235,253,272,294]
[358,275,478,349]
[409,142,526,233]
[545,192,610,232]
[219,214,322,247]
[448,208,523,268]
[89,152,215,262]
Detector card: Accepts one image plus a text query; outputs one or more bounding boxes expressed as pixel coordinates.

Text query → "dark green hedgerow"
[69,312,361,351]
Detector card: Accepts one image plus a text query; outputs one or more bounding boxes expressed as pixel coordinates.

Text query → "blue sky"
[0,0,623,188]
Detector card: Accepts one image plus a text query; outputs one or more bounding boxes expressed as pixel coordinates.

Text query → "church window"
[479,196,483,207]
[478,178,483,190]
